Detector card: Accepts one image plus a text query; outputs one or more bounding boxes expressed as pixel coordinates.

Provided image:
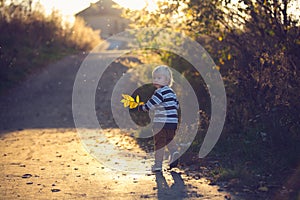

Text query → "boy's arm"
[139,91,163,111]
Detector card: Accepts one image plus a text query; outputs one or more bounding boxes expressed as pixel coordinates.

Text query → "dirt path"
[0,52,241,199]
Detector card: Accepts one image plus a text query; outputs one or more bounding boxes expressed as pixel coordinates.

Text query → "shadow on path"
[155,171,188,200]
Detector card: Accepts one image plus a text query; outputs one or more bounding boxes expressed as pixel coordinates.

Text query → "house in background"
[76,0,129,39]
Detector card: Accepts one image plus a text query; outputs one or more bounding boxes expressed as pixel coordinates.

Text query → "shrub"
[0,1,102,93]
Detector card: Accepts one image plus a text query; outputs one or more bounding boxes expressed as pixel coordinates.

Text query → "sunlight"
[113,0,158,11]
[38,0,156,14]
[228,0,300,22]
[38,0,98,15]
[113,0,147,10]
[37,0,98,24]
[36,0,158,24]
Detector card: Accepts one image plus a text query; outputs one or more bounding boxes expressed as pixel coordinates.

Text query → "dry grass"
[0,1,102,93]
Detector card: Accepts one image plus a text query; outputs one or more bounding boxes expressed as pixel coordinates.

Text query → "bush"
[0,1,102,93]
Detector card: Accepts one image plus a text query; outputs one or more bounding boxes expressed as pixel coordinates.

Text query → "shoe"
[169,151,179,169]
[151,164,162,172]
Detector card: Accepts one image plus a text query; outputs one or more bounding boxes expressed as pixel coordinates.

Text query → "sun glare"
[37,0,158,24]
[113,0,146,10]
[38,0,156,15]
[113,0,158,11]
[38,0,98,15]
[36,0,99,24]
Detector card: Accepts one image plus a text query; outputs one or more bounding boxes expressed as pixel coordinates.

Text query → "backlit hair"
[152,65,174,87]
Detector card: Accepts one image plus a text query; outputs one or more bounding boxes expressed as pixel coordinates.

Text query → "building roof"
[76,0,122,17]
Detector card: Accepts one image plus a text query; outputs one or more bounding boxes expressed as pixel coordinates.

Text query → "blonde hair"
[152,65,174,87]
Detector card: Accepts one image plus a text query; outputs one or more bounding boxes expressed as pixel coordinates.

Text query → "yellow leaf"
[121,94,127,99]
[124,100,130,108]
[129,101,138,109]
[122,94,134,101]
[219,58,224,65]
[258,186,268,192]
[218,36,223,41]
[227,53,232,60]
[121,94,144,109]
[214,65,220,71]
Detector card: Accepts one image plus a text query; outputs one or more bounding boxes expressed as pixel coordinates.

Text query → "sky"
[38,0,150,16]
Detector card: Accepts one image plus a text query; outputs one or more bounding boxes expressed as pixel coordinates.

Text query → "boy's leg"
[165,129,179,168]
[153,129,167,170]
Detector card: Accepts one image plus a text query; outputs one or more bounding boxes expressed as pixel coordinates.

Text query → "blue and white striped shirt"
[140,86,179,129]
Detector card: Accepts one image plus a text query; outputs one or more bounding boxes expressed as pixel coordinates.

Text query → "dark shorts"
[153,128,176,151]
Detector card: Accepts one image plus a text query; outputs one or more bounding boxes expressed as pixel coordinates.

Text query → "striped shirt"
[140,86,179,129]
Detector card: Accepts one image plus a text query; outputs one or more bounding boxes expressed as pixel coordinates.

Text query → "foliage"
[0,0,101,93]
[219,0,300,173]
[122,0,300,187]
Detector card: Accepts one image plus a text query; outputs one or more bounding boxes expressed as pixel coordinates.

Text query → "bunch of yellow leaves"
[120,94,144,109]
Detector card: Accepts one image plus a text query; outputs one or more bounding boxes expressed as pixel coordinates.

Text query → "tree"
[123,0,300,173]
